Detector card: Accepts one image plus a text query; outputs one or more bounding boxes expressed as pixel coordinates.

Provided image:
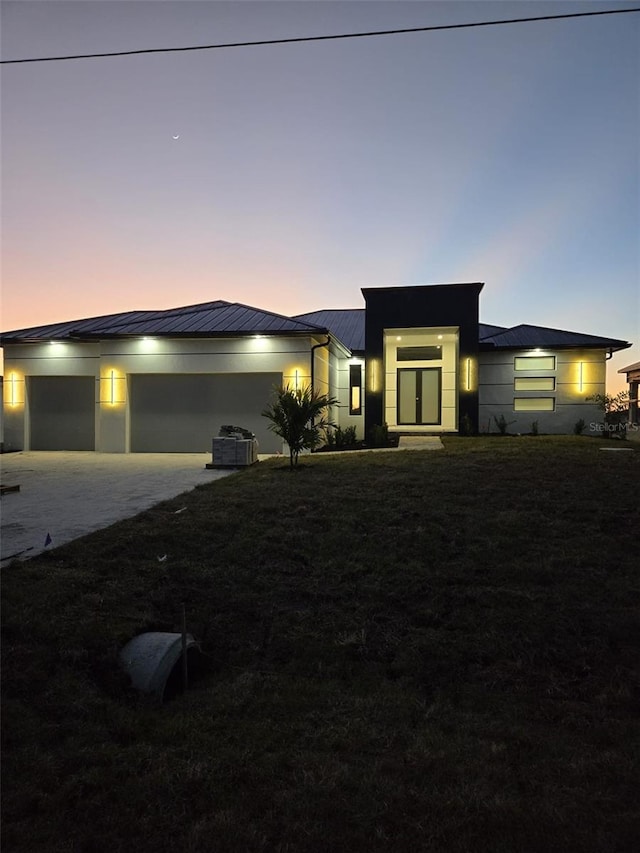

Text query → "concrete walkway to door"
[0,452,236,564]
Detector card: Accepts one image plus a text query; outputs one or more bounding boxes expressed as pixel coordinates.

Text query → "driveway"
[0,452,237,564]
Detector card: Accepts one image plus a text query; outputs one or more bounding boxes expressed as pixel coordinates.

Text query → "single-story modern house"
[0,283,632,453]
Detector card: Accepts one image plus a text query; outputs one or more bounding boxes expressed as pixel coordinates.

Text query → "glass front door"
[397,368,442,425]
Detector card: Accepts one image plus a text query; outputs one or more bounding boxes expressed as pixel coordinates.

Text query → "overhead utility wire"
[2,7,639,65]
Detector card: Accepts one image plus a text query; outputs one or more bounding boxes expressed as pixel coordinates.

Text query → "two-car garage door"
[27,373,282,453]
[129,373,281,453]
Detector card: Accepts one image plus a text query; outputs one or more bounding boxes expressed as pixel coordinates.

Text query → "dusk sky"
[1,0,638,390]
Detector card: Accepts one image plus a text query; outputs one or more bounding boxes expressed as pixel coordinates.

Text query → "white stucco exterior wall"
[2,335,321,452]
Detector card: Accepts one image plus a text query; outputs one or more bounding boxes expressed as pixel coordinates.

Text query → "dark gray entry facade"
[129,373,282,453]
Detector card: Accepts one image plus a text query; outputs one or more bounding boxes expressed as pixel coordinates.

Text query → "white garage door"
[129,373,282,453]
[29,376,96,450]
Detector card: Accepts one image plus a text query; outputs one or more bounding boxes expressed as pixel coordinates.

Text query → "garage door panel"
[130,374,282,453]
[29,376,96,450]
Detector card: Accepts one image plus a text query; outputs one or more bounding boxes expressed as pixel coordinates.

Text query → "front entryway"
[397,368,442,425]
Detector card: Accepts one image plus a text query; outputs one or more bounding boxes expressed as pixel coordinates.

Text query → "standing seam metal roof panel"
[293,310,365,352]
[1,300,329,341]
[480,324,631,350]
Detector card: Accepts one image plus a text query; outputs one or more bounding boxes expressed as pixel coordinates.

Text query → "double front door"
[397,368,442,425]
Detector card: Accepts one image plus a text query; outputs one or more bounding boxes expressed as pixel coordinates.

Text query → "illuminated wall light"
[101,369,125,406]
[578,361,584,393]
[5,372,25,408]
[294,369,299,390]
[466,358,471,392]
[368,358,381,394]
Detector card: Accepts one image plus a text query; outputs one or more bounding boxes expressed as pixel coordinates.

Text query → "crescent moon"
[172,134,180,140]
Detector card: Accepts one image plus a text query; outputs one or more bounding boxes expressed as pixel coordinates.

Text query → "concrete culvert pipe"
[119,632,203,702]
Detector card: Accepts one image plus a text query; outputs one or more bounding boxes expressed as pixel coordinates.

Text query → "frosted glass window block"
[514,356,555,371]
[513,398,555,412]
[514,377,556,391]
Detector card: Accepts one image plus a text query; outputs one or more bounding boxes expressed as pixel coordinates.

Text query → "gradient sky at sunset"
[2,0,638,390]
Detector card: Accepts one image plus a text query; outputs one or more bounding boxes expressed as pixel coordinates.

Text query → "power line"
[2,7,639,65]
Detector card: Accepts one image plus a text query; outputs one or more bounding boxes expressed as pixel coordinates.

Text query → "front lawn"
[2,437,639,852]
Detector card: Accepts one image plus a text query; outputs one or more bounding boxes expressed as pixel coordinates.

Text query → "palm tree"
[262,384,337,467]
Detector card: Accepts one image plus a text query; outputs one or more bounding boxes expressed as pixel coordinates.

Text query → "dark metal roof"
[0,301,326,342]
[293,309,365,352]
[0,308,169,342]
[1,300,631,355]
[480,323,631,352]
[479,323,508,339]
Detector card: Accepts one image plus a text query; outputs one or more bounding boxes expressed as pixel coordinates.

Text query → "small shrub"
[369,423,389,447]
[334,425,358,448]
[262,384,337,467]
[460,413,474,436]
[494,414,516,436]
[574,418,586,435]
[587,391,630,440]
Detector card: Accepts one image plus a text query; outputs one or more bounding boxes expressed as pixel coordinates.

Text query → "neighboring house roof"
[0,301,328,343]
[618,360,640,373]
[479,323,631,352]
[293,309,366,352]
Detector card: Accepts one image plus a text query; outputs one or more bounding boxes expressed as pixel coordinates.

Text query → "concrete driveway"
[0,452,237,564]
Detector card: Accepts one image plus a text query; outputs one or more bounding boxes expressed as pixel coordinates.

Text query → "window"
[514,398,555,412]
[397,346,442,361]
[514,356,555,371]
[514,377,556,391]
[349,364,362,415]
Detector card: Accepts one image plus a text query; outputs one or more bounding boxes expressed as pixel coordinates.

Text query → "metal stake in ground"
[181,603,188,692]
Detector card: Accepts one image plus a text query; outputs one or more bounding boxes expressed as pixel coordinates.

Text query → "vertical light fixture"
[294,369,299,391]
[578,362,584,393]
[466,358,471,392]
[9,372,17,406]
[110,370,116,404]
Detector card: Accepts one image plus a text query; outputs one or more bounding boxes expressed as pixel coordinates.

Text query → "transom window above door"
[397,346,443,361]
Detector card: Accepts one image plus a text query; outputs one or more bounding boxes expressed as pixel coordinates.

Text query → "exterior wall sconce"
[286,367,306,390]
[100,370,125,406]
[367,359,381,394]
[6,372,24,407]
[578,361,584,393]
[462,358,476,392]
